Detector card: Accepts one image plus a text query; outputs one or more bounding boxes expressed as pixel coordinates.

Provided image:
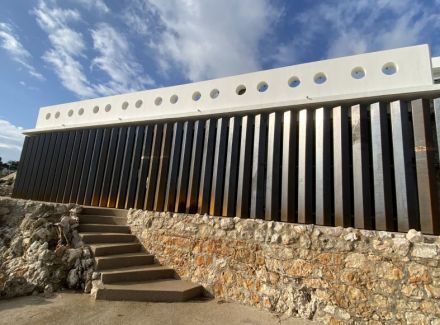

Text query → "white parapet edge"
[433,56,440,81]
[27,44,436,134]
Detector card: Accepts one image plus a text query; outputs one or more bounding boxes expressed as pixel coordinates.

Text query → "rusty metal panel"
[154,123,173,211]
[49,132,69,202]
[84,128,104,206]
[165,122,183,211]
[411,99,439,234]
[69,130,90,203]
[251,113,267,219]
[281,110,297,223]
[108,127,128,207]
[133,125,153,210]
[333,106,352,227]
[370,102,395,231]
[115,126,136,209]
[91,128,112,206]
[175,121,194,212]
[77,129,97,204]
[21,136,40,198]
[99,128,119,207]
[29,133,48,200]
[236,115,254,218]
[63,131,83,203]
[143,124,161,210]
[315,107,332,226]
[186,120,205,213]
[210,118,228,216]
[298,109,314,224]
[55,132,76,202]
[35,133,55,200]
[223,117,240,217]
[351,104,373,229]
[198,119,216,214]
[390,100,419,231]
[265,112,282,221]
[125,126,146,209]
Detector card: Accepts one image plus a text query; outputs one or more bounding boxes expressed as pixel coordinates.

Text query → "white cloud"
[0,119,25,162]
[127,0,281,82]
[76,0,109,14]
[0,22,44,80]
[91,23,154,95]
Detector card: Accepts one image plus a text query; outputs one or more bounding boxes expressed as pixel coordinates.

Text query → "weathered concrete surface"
[0,291,320,325]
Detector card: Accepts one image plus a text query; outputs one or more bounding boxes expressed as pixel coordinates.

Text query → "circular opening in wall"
[68,110,74,117]
[78,108,84,116]
[105,104,111,112]
[382,62,397,75]
[314,72,327,84]
[93,106,99,113]
[45,113,51,120]
[192,91,201,101]
[135,100,143,108]
[210,89,220,99]
[236,85,246,95]
[55,112,60,119]
[351,66,366,79]
[257,81,268,92]
[170,95,178,104]
[288,76,301,88]
[122,101,129,110]
[155,97,162,106]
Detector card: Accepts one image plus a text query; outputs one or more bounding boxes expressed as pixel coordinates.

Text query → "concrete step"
[96,253,154,271]
[80,233,137,244]
[79,224,130,233]
[101,265,175,284]
[95,279,203,302]
[90,243,143,257]
[78,215,127,225]
[80,206,128,217]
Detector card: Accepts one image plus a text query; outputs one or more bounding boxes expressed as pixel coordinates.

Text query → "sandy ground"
[0,291,320,325]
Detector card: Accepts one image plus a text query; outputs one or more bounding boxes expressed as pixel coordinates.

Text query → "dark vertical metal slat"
[370,102,394,231]
[236,115,254,218]
[164,122,183,211]
[56,132,76,202]
[223,117,240,217]
[333,106,352,227]
[154,123,173,211]
[64,131,83,203]
[115,126,136,209]
[100,128,120,207]
[29,134,48,200]
[250,114,268,219]
[134,125,153,209]
[143,124,162,210]
[435,99,440,160]
[198,119,216,214]
[42,133,63,201]
[49,133,69,202]
[108,128,128,208]
[77,130,97,204]
[390,100,419,231]
[315,107,332,226]
[210,118,228,216]
[265,112,282,221]
[281,111,297,223]
[12,136,31,198]
[297,109,314,224]
[125,126,146,209]
[84,129,104,206]
[35,133,54,200]
[22,135,41,199]
[351,104,373,229]
[411,99,439,234]
[91,128,112,206]
[175,121,194,212]
[186,120,205,213]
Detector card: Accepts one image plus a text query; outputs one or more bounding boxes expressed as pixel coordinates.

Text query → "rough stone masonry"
[128,209,440,325]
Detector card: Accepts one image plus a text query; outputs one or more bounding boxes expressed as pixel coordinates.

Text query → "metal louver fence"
[12,98,440,234]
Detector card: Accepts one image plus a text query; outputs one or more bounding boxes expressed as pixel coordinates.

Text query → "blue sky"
[0,0,439,161]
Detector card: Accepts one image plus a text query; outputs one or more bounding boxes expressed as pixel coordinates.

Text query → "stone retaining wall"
[128,210,440,324]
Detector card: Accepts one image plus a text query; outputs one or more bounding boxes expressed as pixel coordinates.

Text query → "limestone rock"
[406,229,424,243]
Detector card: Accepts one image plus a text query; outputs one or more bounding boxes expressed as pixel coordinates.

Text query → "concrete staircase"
[78,206,203,302]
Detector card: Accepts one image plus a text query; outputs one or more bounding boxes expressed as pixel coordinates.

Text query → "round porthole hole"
[155,97,162,106]
[122,102,129,110]
[382,62,397,75]
[68,110,74,117]
[257,81,268,92]
[170,95,178,104]
[314,72,327,84]
[45,113,51,120]
[192,91,201,101]
[93,106,99,113]
[78,108,84,116]
[288,76,301,88]
[210,89,220,99]
[236,85,246,95]
[135,100,143,108]
[105,104,111,112]
[351,67,366,79]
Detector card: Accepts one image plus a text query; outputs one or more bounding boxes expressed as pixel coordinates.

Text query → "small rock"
[0,207,10,216]
[220,218,235,230]
[411,243,438,259]
[344,232,359,242]
[406,229,424,243]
